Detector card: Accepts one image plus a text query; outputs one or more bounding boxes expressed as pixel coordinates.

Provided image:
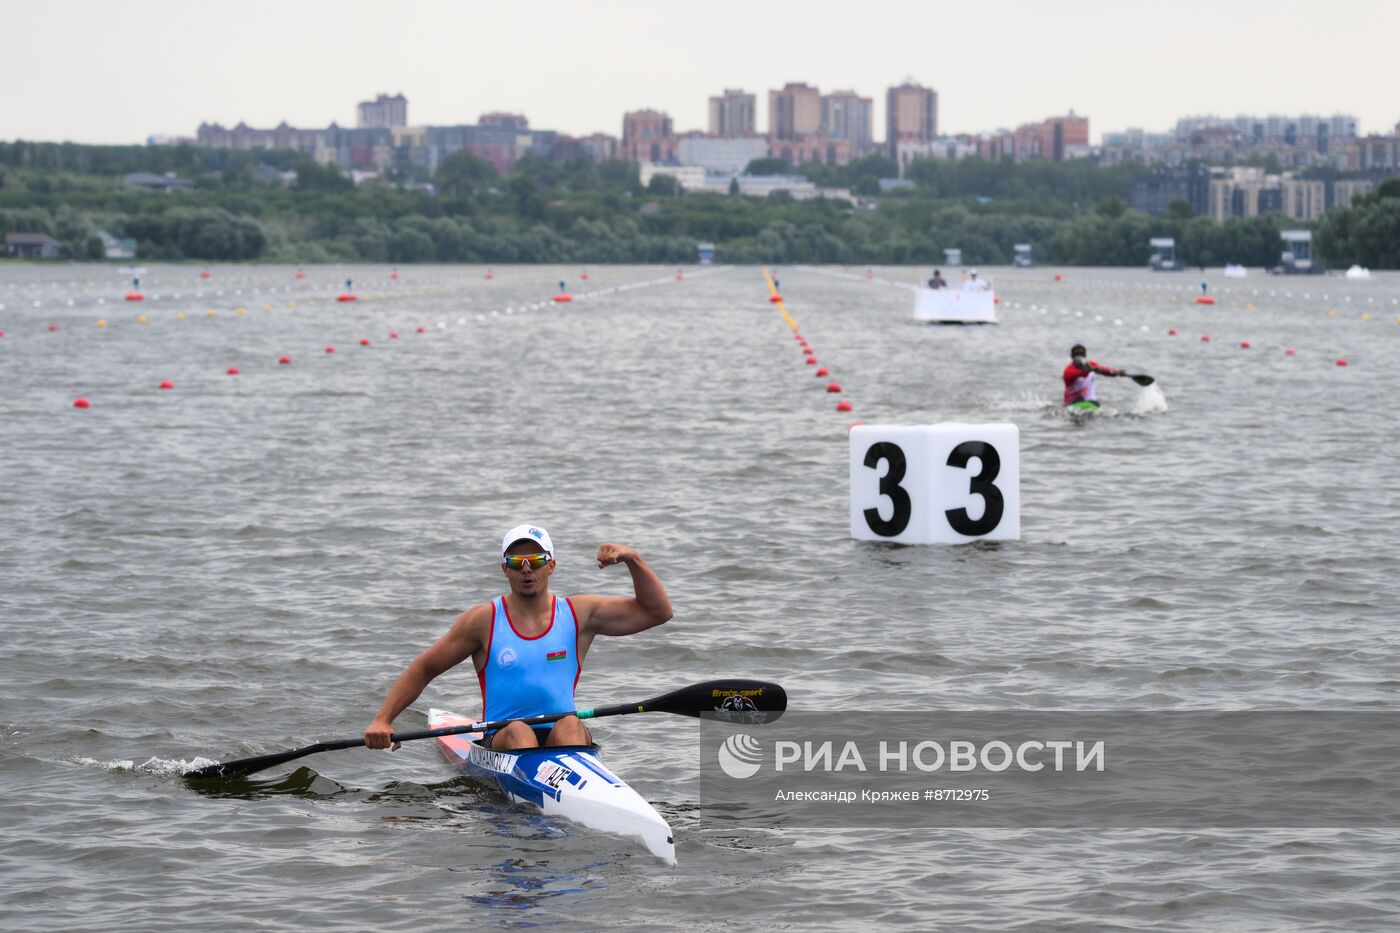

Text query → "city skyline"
[3,0,1397,147]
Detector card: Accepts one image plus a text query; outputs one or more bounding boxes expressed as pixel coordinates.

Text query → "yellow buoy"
[176,312,186,320]
[137,314,148,324]
[236,307,245,316]
[1328,310,1336,318]
[289,302,297,309]
[207,310,217,318]
[262,304,271,312]
[1362,313,1370,321]
[97,319,107,328]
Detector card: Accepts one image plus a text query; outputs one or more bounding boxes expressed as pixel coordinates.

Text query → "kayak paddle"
[183,679,786,781]
[1118,372,1155,386]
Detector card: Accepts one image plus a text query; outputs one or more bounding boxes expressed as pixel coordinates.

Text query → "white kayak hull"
[429,708,675,864]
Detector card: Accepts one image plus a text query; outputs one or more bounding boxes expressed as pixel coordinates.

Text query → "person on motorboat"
[364,524,671,751]
[963,269,990,291]
[1063,344,1124,408]
[927,269,948,289]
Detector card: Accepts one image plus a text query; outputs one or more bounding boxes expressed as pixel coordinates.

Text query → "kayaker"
[1063,344,1123,408]
[364,524,672,751]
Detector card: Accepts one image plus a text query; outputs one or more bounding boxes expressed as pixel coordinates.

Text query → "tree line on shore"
[1,140,1395,268]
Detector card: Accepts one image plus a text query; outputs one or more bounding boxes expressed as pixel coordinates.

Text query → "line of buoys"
[766,270,852,415]
[26,267,707,410]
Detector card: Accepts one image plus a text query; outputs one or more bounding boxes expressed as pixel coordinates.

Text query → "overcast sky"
[4,0,1396,146]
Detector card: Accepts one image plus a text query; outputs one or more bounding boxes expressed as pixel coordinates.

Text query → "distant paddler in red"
[1063,343,1124,410]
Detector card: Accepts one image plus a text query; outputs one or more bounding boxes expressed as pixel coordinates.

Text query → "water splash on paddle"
[74,755,220,776]
[1133,383,1168,415]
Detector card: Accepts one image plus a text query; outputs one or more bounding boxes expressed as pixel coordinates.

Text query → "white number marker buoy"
[850,424,1021,544]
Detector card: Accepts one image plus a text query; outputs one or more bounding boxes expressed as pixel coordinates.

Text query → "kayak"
[429,708,676,864]
[1066,400,1101,421]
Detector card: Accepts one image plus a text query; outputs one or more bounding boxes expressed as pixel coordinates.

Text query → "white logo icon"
[717,734,763,779]
[497,647,518,668]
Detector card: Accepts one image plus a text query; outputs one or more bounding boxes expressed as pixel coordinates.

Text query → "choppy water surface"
[3,263,1399,930]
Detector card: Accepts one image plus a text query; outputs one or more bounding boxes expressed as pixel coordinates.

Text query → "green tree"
[745,157,791,176]
[434,149,497,199]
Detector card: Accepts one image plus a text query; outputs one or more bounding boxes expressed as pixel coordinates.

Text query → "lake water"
[3,263,1399,930]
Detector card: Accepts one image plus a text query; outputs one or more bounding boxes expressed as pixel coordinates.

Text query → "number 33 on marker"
[849,424,1021,544]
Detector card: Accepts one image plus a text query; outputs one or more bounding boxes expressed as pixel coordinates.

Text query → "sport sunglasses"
[502,553,551,570]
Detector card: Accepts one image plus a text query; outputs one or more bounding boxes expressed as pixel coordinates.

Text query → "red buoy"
[836,400,853,412]
[295,271,305,279]
[226,367,240,376]
[337,294,357,302]
[390,272,399,280]
[815,367,829,376]
[389,331,399,339]
[325,346,335,353]
[1201,335,1211,342]
[159,380,174,390]
[826,382,842,394]
[805,357,816,365]
[676,273,683,280]
[1336,358,1349,367]
[1195,296,1215,305]
[73,397,90,409]
[200,271,211,279]
[49,324,58,332]
[553,294,573,303]
[416,326,425,333]
[1168,329,1177,335]
[125,293,144,301]
[769,294,783,303]
[278,355,291,365]
[1285,348,1296,356]
[1054,274,1063,282]
[359,338,370,346]
[486,271,494,280]
[1240,340,1251,349]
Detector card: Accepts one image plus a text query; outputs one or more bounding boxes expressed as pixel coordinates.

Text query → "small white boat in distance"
[1345,265,1371,280]
[1224,264,1247,278]
[914,288,996,323]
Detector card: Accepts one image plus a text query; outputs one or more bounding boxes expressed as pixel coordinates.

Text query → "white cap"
[501,523,554,558]
[970,269,979,275]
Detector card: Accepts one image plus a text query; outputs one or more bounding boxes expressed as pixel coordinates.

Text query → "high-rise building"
[768,83,822,141]
[479,113,530,131]
[886,82,937,159]
[821,91,874,156]
[357,93,408,129]
[621,109,676,162]
[708,89,756,137]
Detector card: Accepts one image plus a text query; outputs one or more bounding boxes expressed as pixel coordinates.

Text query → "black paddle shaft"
[182,679,786,781]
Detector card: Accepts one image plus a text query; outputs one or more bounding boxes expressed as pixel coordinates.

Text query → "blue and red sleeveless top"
[478,595,582,722]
